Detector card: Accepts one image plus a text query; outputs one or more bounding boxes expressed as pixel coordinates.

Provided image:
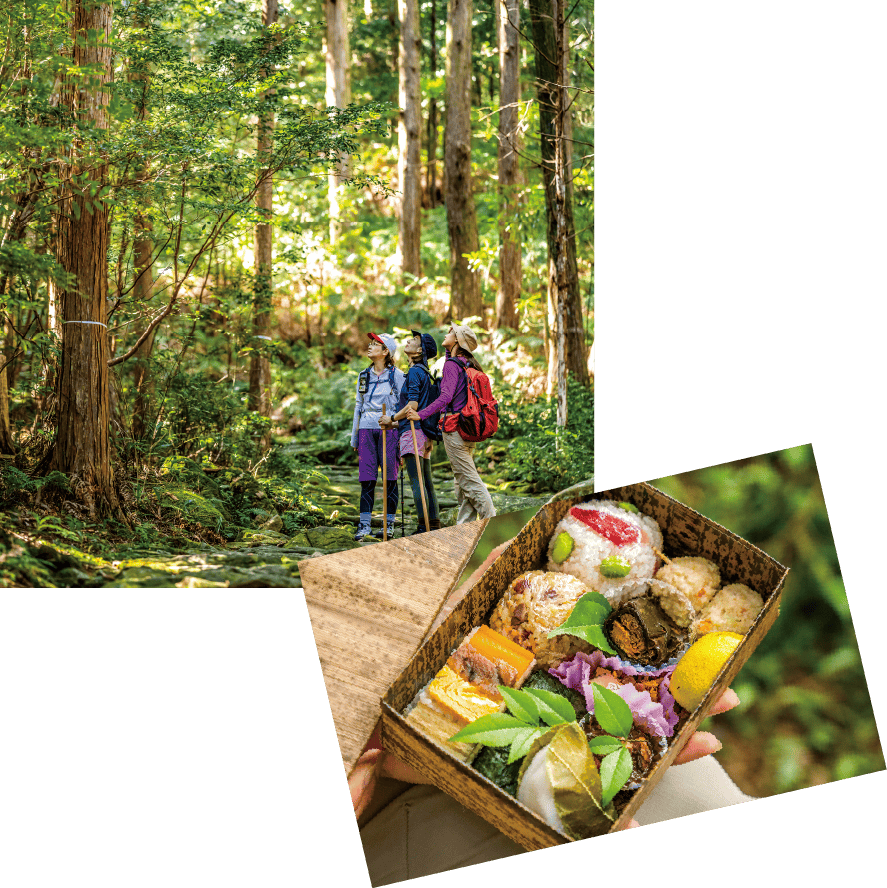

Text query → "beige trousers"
[442,431,497,523]
[360,757,755,886]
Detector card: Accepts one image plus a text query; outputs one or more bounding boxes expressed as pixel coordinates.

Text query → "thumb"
[349,749,383,818]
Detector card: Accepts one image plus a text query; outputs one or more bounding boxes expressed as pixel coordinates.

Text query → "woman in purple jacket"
[406,324,496,524]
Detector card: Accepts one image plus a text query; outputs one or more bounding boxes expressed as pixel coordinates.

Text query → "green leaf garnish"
[546,591,617,655]
[591,683,635,738]
[522,687,578,725]
[548,623,617,655]
[587,735,625,756]
[600,746,634,806]
[507,727,545,764]
[449,685,578,754]
[448,712,531,745]
[498,686,539,724]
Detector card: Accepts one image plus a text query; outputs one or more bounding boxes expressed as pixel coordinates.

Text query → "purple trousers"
[357,428,400,481]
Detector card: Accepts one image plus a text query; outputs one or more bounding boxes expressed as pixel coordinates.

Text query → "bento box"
[379,481,787,850]
[300,480,787,852]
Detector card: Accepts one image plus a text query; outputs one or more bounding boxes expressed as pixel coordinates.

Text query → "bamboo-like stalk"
[410,420,431,533]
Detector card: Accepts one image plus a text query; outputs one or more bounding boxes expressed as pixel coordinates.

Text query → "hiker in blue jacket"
[350,332,405,541]
[380,331,441,534]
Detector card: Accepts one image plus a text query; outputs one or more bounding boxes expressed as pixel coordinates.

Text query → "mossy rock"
[240,529,288,547]
[490,492,547,514]
[305,526,360,550]
[160,487,227,527]
[111,567,179,586]
[176,576,230,588]
[54,567,94,587]
[258,514,284,533]
[286,531,311,548]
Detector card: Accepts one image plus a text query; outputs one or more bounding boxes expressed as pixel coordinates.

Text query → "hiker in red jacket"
[406,324,496,523]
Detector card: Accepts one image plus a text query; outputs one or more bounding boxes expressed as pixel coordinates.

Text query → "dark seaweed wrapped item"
[473,745,522,797]
[602,578,696,668]
[475,670,588,797]
[605,596,686,666]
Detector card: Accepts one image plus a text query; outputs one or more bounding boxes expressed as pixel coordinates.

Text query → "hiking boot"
[429,519,442,531]
[353,513,376,542]
[386,519,396,538]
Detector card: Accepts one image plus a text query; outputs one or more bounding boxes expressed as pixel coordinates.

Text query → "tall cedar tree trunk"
[445,0,482,321]
[0,313,12,452]
[495,0,521,330]
[249,0,278,423]
[50,1,124,518]
[130,13,157,441]
[529,0,589,395]
[426,0,439,206]
[552,0,568,425]
[0,26,38,453]
[397,0,422,278]
[325,0,351,244]
[130,235,157,440]
[0,191,38,454]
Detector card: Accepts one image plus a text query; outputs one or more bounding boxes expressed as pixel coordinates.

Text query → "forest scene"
[0,0,595,587]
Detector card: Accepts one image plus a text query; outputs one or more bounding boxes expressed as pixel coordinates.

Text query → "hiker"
[350,332,405,541]
[406,324,496,524]
[380,330,441,534]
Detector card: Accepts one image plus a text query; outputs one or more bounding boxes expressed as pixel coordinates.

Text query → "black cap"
[412,330,438,361]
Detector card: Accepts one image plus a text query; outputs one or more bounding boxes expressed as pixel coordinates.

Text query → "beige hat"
[451,324,478,352]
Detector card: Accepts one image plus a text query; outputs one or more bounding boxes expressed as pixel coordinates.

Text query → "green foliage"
[0,0,596,581]
[490,380,594,492]
[0,466,71,501]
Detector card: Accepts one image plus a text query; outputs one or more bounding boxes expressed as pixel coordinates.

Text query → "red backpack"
[440,358,499,442]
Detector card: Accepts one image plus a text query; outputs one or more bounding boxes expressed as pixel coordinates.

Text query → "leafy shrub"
[490,380,594,493]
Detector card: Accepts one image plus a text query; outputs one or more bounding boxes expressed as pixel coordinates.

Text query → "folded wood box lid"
[378,481,788,850]
[298,521,488,774]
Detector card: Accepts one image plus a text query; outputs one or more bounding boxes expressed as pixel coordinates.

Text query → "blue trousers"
[403,454,438,531]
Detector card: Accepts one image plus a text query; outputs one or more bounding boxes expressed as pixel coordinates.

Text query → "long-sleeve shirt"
[350,365,405,447]
[396,362,432,435]
[418,353,468,421]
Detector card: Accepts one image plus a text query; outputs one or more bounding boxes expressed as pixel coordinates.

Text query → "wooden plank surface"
[299,521,487,775]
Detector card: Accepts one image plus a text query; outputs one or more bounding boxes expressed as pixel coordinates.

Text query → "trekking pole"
[400,463,405,537]
[410,419,431,534]
[381,404,388,542]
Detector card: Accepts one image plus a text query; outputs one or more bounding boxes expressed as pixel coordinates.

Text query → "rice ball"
[655,556,721,613]
[546,500,663,601]
[697,583,764,635]
[489,570,595,668]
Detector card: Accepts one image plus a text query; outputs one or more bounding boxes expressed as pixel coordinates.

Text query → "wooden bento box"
[301,480,788,852]
[379,481,787,850]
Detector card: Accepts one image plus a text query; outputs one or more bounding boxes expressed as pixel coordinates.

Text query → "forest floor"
[0,440,548,589]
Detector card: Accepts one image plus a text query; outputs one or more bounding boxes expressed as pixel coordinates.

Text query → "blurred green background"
[459,445,884,797]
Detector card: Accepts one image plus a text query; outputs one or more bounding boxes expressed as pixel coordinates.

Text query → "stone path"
[27,457,547,588]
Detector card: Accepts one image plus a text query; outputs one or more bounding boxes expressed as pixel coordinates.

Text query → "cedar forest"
[0,0,595,586]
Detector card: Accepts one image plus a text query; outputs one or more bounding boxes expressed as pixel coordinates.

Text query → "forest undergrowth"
[0,329,594,588]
